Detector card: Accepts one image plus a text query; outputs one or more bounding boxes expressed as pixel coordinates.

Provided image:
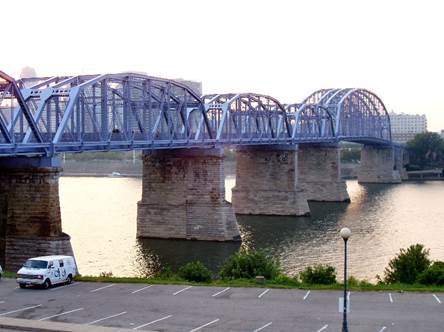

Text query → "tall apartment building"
[389,111,427,143]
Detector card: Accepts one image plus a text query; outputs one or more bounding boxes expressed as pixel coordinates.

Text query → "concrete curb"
[0,317,154,332]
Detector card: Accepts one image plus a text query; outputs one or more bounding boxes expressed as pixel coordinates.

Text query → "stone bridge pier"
[358,145,402,183]
[394,146,408,180]
[137,148,240,241]
[0,157,73,271]
[297,144,350,202]
[231,145,310,216]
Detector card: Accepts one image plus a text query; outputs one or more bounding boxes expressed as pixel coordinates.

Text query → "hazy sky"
[2,0,443,130]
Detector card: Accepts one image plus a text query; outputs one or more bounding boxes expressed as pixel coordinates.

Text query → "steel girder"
[202,93,292,144]
[0,72,213,155]
[299,88,392,144]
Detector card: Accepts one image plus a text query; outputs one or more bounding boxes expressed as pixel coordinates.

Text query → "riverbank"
[3,272,444,293]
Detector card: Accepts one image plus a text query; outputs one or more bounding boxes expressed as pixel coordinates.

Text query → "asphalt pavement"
[0,278,443,331]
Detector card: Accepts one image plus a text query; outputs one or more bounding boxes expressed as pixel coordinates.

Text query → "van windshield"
[23,260,47,269]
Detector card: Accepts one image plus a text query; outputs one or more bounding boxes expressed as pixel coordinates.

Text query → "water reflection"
[60,177,444,280]
[134,238,240,276]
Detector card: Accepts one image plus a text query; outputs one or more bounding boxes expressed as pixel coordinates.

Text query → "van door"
[58,259,68,282]
[50,260,62,284]
[47,260,57,284]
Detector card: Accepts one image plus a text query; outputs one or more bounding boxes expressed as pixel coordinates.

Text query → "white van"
[16,255,77,289]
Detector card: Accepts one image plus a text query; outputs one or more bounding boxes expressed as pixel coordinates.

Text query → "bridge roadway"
[0,279,442,332]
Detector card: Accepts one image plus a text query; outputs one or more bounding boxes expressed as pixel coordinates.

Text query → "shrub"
[417,261,444,286]
[99,271,113,278]
[384,244,431,284]
[347,276,360,287]
[219,251,281,280]
[272,274,300,286]
[156,265,175,279]
[178,261,211,283]
[300,264,337,285]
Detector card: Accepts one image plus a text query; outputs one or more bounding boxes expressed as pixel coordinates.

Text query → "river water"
[60,177,444,281]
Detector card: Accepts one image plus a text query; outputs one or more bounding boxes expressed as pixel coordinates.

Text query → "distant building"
[19,66,37,78]
[389,111,427,143]
[174,79,202,96]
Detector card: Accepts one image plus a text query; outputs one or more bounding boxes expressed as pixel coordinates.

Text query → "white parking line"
[378,326,387,332]
[133,315,172,330]
[317,324,328,332]
[258,289,270,298]
[253,321,272,331]
[303,290,311,300]
[50,283,80,291]
[90,284,115,293]
[0,301,4,304]
[0,304,42,316]
[189,318,220,332]
[433,294,441,304]
[173,286,192,296]
[212,287,230,297]
[88,311,127,325]
[131,285,153,294]
[388,293,393,303]
[38,307,84,321]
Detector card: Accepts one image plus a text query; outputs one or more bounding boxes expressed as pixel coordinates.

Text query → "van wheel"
[19,283,26,289]
[43,279,51,289]
[66,274,73,284]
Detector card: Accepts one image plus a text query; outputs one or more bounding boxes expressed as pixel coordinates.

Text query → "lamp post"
[340,227,351,332]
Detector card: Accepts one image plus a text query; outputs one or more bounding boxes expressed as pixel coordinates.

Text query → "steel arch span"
[202,93,291,144]
[299,88,392,144]
[285,103,335,141]
[1,70,394,157]
[0,72,214,155]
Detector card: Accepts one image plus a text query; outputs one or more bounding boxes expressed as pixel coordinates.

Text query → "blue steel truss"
[203,93,291,144]
[285,103,335,141]
[299,88,392,145]
[0,71,392,157]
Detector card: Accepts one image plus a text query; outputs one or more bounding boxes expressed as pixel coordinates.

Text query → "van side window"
[59,260,64,267]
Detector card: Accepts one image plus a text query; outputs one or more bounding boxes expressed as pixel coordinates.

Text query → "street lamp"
[340,227,351,332]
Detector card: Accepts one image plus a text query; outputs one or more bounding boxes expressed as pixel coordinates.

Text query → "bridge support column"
[394,146,408,180]
[297,144,350,202]
[0,157,73,271]
[231,145,310,216]
[358,145,401,183]
[137,148,240,241]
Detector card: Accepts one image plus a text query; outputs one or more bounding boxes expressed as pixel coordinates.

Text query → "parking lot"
[0,278,443,331]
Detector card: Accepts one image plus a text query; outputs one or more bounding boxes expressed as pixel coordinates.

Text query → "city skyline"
[2,0,443,130]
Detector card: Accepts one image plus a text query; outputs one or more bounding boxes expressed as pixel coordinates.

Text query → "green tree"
[219,251,281,280]
[384,244,431,284]
[406,132,444,170]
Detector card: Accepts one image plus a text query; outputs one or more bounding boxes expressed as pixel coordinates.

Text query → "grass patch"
[2,271,17,278]
[72,274,444,292]
[3,269,444,292]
